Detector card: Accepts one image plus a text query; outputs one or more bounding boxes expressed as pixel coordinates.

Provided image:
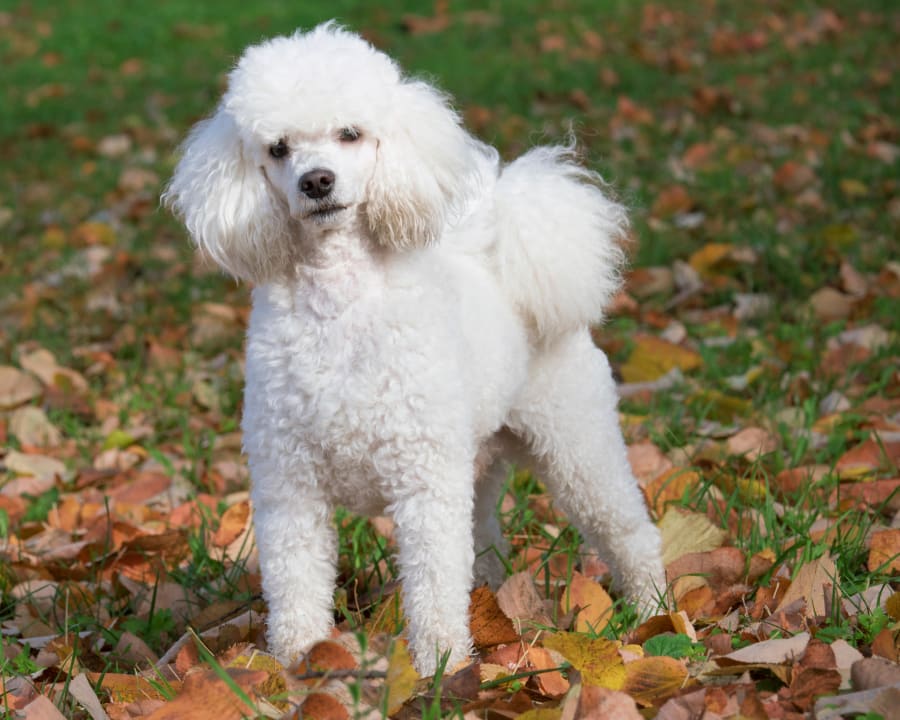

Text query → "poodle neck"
[275,225,382,316]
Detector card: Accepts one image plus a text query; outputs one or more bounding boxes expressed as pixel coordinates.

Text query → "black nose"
[299,168,335,199]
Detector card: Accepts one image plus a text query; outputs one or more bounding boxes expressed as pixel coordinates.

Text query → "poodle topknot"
[165,22,665,676]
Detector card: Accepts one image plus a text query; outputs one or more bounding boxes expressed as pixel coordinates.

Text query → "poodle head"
[164,23,482,282]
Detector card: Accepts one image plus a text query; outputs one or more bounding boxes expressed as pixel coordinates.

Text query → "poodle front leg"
[509,332,666,613]
[387,464,476,676]
[252,481,337,663]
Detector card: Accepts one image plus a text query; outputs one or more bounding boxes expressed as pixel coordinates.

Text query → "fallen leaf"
[851,656,900,690]
[868,530,900,574]
[620,335,702,384]
[469,585,519,648]
[495,571,555,630]
[542,633,625,689]
[813,683,900,720]
[775,554,839,618]
[788,638,842,711]
[659,509,727,566]
[9,406,62,447]
[385,639,419,713]
[809,287,855,322]
[651,185,693,219]
[213,500,251,548]
[622,655,690,706]
[837,439,900,479]
[563,573,614,634]
[644,468,700,518]
[4,450,66,483]
[20,695,67,720]
[298,692,350,720]
[0,366,43,409]
[718,632,810,668]
[725,427,778,460]
[563,683,643,719]
[627,440,674,486]
[528,646,570,698]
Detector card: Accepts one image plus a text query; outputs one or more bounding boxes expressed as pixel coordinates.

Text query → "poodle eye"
[269,139,289,159]
[338,127,361,143]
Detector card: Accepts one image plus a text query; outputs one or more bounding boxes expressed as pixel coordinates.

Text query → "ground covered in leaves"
[1,1,899,718]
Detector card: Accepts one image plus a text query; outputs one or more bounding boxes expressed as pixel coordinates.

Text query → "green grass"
[2,0,899,715]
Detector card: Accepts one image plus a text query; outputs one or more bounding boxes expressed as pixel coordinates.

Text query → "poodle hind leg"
[508,332,666,613]
[472,436,513,589]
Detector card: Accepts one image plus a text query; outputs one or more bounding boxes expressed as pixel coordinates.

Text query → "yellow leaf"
[385,639,419,715]
[620,335,702,383]
[659,508,727,567]
[840,178,868,197]
[542,633,625,689]
[688,243,732,275]
[103,429,136,450]
[517,710,563,720]
[622,656,690,706]
[885,593,900,622]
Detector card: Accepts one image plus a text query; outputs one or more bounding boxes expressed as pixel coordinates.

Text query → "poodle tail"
[493,145,628,338]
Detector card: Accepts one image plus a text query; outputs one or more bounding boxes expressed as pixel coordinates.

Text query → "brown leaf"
[651,185,693,219]
[789,639,842,711]
[469,585,519,648]
[851,656,900,690]
[0,366,43,409]
[20,695,68,720]
[837,439,900,479]
[495,571,554,629]
[773,465,829,496]
[773,161,816,193]
[567,684,643,719]
[809,287,855,322]
[718,632,810,670]
[667,546,744,595]
[869,530,900,574]
[776,554,838,618]
[870,627,899,662]
[725,427,778,460]
[627,440,674,486]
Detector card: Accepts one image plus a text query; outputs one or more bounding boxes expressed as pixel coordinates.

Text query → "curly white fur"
[164,22,664,676]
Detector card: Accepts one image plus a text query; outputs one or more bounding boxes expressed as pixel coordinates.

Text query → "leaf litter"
[2,1,900,718]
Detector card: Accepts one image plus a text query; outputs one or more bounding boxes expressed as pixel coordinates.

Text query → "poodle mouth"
[304,204,348,221]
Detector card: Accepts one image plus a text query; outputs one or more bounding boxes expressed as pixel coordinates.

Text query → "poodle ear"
[163,108,292,282]
[366,81,479,250]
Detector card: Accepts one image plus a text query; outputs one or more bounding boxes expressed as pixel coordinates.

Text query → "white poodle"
[165,23,664,675]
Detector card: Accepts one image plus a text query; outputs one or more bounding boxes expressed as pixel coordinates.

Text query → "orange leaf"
[563,573,614,634]
[643,468,699,518]
[528,646,570,698]
[622,656,690,706]
[299,692,350,720]
[213,500,251,547]
[869,530,900,574]
[651,185,692,219]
